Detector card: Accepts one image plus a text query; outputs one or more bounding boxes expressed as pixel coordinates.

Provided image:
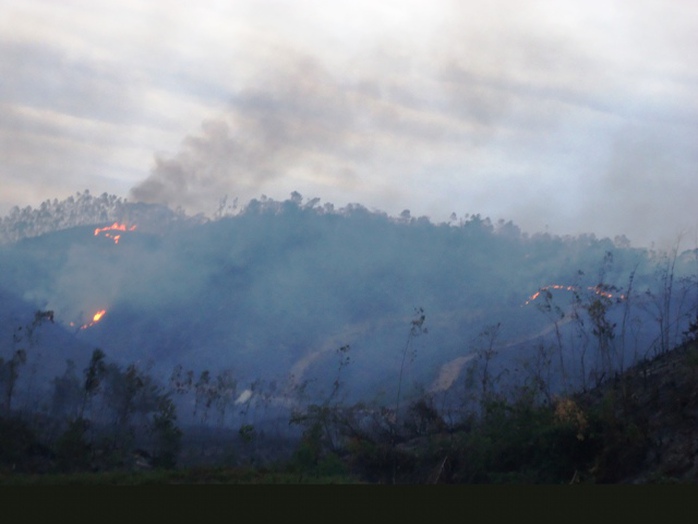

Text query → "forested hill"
[0,192,696,408]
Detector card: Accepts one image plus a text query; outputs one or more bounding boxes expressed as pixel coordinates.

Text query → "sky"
[1,0,697,248]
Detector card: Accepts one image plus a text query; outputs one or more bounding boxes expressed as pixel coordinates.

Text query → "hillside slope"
[578,340,698,483]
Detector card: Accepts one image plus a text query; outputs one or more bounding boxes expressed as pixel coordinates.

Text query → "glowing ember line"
[94,223,136,244]
[524,285,625,306]
[80,309,107,329]
[94,223,136,236]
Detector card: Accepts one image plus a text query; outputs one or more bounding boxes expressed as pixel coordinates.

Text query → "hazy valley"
[1,191,697,483]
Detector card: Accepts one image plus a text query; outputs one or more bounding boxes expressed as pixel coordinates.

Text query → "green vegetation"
[0,236,697,483]
[2,325,698,483]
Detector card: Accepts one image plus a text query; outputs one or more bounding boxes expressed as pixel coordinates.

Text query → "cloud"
[595,123,698,248]
[2,1,697,247]
[130,1,635,218]
[0,37,140,123]
[129,47,474,212]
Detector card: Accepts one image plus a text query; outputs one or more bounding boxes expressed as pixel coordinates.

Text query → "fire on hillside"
[69,309,107,330]
[524,284,626,306]
[94,223,136,244]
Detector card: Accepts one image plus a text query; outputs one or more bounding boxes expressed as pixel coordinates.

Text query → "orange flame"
[80,309,107,330]
[94,223,136,244]
[524,285,625,306]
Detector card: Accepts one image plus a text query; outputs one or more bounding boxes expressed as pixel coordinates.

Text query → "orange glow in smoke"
[524,284,625,306]
[94,223,136,244]
[80,309,107,329]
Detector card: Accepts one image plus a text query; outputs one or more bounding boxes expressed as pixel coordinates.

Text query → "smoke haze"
[0,1,696,247]
[2,194,696,409]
